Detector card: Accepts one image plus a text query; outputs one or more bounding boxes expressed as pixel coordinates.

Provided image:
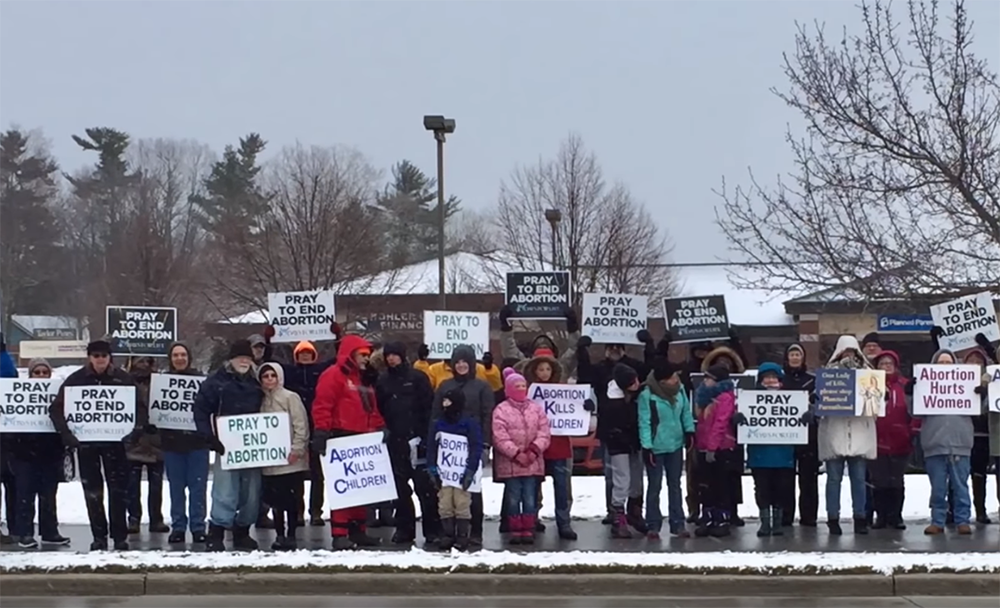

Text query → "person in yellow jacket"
[415,344,502,393]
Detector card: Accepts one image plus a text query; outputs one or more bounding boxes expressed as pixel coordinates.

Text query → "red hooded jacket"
[874,350,919,456]
[312,335,385,435]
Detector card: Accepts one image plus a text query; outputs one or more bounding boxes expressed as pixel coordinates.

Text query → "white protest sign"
[267,290,337,343]
[0,378,60,433]
[148,373,203,431]
[581,293,646,344]
[737,390,809,445]
[323,432,397,510]
[216,412,291,470]
[436,432,483,493]
[423,311,489,359]
[528,383,590,437]
[929,292,1000,352]
[912,364,981,416]
[63,386,136,442]
[987,365,1000,414]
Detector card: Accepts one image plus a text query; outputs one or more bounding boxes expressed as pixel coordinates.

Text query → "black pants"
[752,468,795,509]
[1,459,15,535]
[10,458,60,538]
[308,450,324,517]
[793,449,820,525]
[263,472,305,537]
[127,461,165,524]
[697,451,735,513]
[78,444,130,542]
[388,444,440,539]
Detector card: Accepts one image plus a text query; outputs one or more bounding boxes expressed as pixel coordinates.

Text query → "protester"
[978,334,1000,519]
[50,339,140,551]
[311,334,387,550]
[419,345,498,391]
[699,344,748,527]
[870,350,916,530]
[125,356,168,535]
[598,363,646,539]
[375,341,439,545]
[160,342,210,545]
[782,343,817,527]
[248,332,275,531]
[193,339,265,552]
[427,388,484,551]
[637,358,694,539]
[693,365,738,538]
[257,362,310,551]
[964,347,994,524]
[861,332,882,363]
[0,336,20,545]
[492,368,550,545]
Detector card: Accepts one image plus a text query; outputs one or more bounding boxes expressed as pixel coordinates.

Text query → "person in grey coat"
[431,345,495,546]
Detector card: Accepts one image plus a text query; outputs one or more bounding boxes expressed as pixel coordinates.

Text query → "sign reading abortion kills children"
[987,365,1000,414]
[662,295,730,343]
[581,293,647,345]
[423,311,490,359]
[106,306,177,356]
[929,292,1000,352]
[528,383,590,436]
[505,271,572,320]
[912,364,981,416]
[148,373,203,432]
[0,378,59,433]
[267,290,337,343]
[63,385,137,442]
[814,368,887,417]
[216,412,291,470]
[737,390,809,445]
[436,432,483,493]
[323,432,397,511]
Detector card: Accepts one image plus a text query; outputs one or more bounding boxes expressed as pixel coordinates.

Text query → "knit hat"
[861,332,880,348]
[382,341,407,359]
[86,339,111,356]
[706,364,730,382]
[504,369,528,401]
[28,358,52,375]
[613,363,639,391]
[293,341,317,360]
[532,347,555,358]
[757,361,784,379]
[247,333,266,347]
[786,343,805,356]
[228,339,255,360]
[652,358,684,381]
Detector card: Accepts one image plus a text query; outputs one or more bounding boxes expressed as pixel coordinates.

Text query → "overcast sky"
[2,1,998,265]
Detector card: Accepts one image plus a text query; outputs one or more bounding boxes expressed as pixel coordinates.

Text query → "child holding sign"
[427,388,483,551]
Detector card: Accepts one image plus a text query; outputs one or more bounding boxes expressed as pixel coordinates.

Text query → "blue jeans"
[925,454,971,526]
[645,450,685,533]
[163,450,209,533]
[545,459,572,530]
[825,457,867,519]
[208,458,261,529]
[504,477,538,517]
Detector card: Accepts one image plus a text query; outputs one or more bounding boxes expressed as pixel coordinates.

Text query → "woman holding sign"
[870,351,917,531]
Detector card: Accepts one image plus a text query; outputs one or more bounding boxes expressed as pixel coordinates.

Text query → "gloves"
[583,399,596,413]
[642,448,656,468]
[930,326,945,340]
[482,352,494,370]
[974,385,987,396]
[564,307,579,334]
[514,451,533,467]
[732,412,748,426]
[310,431,330,456]
[428,467,442,490]
[62,432,81,450]
[576,335,592,349]
[655,334,672,357]
[800,410,815,425]
[288,451,301,465]
[636,329,653,345]
[460,470,476,491]
[705,451,717,464]
[263,325,276,340]
[210,436,226,456]
[499,306,513,332]
[418,344,430,361]
[728,327,740,342]
[684,433,695,450]
[330,322,342,340]
[144,424,158,435]
[123,428,143,444]
[808,393,818,405]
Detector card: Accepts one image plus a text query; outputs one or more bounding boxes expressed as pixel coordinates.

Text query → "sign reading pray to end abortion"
[423,311,489,359]
[505,271,572,319]
[216,412,291,470]
[0,378,59,433]
[63,385,137,442]
[581,293,647,344]
[267,290,337,343]
[736,390,809,445]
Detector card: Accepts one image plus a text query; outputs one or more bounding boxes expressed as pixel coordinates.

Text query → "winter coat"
[193,361,264,440]
[125,365,161,463]
[500,330,580,390]
[492,396,550,479]
[313,335,385,436]
[376,359,434,450]
[637,372,694,455]
[513,352,572,460]
[577,351,648,404]
[0,348,16,379]
[427,402,484,482]
[159,343,210,453]
[784,347,818,459]
[963,349,992,440]
[874,351,918,457]
[693,380,737,452]
[700,346,747,374]
[282,359,334,427]
[50,362,144,448]
[2,357,65,463]
[423,359,496,391]
[918,348,975,459]
[597,379,641,456]
[745,382,796,469]
[432,346,496,446]
[258,363,310,476]
[817,336,877,461]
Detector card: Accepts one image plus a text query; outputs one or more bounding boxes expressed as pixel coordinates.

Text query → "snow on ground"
[49,475,944,526]
[2,547,998,574]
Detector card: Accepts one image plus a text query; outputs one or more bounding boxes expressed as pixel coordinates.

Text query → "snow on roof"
[12,315,82,332]
[674,266,797,326]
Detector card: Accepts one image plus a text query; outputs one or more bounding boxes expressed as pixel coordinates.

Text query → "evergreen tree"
[191,133,268,234]
[376,160,461,266]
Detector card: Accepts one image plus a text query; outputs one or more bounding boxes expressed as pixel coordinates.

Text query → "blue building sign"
[877,314,934,333]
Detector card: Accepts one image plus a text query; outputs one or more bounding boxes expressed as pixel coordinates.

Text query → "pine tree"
[191,133,268,234]
[376,160,461,266]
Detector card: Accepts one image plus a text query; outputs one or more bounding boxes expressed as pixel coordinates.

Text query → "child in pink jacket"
[693,365,738,538]
[492,368,551,545]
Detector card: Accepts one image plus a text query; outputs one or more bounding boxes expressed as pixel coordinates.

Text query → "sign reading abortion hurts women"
[267,290,337,343]
[581,293,647,345]
[0,378,60,433]
[929,291,1000,352]
[528,383,590,436]
[148,373,203,432]
[216,412,291,470]
[912,364,981,416]
[63,385,137,441]
[736,390,809,445]
[323,432,397,510]
[662,295,730,343]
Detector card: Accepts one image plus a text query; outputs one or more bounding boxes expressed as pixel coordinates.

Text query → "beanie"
[652,358,684,381]
[86,340,111,356]
[382,341,407,359]
[228,339,254,360]
[861,332,880,347]
[613,364,639,391]
[706,365,730,382]
[757,361,784,379]
[247,333,266,347]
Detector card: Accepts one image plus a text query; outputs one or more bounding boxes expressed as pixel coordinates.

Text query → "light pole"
[423,115,456,310]
[544,209,562,270]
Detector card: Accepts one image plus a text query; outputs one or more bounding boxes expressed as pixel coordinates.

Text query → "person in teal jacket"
[638,358,695,538]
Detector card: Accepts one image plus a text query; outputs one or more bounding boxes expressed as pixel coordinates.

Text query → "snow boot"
[391,528,415,545]
[710,510,731,538]
[128,519,140,535]
[348,521,381,547]
[437,518,455,551]
[827,518,843,536]
[626,497,648,534]
[522,514,537,545]
[271,536,286,551]
[331,535,355,550]
[192,531,207,544]
[233,525,259,551]
[611,509,633,539]
[870,489,888,529]
[167,530,185,544]
[558,525,578,540]
[890,488,907,530]
[756,508,772,537]
[509,515,527,545]
[853,516,869,535]
[149,519,170,534]
[18,536,38,549]
[454,519,471,551]
[41,534,71,546]
[694,508,713,538]
[90,537,109,552]
[771,508,784,536]
[205,523,226,552]
[113,539,130,551]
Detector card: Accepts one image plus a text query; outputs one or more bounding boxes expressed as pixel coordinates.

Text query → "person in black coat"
[781,343,818,527]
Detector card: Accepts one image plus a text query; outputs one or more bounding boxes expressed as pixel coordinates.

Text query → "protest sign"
[436,432,483,493]
[267,290,337,343]
[987,365,1000,414]
[912,364,982,416]
[323,432,397,510]
[423,311,489,359]
[929,292,1000,352]
[814,369,886,417]
[106,306,177,356]
[148,373,203,431]
[0,378,59,433]
[581,293,646,344]
[63,385,136,441]
[737,390,809,445]
[662,295,730,343]
[528,383,590,437]
[505,271,572,319]
[216,412,291,470]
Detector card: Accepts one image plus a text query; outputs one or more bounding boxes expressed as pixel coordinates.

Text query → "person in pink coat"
[492,368,551,545]
[693,365,738,538]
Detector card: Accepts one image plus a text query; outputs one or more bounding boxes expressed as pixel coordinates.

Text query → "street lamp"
[544,208,562,270]
[423,115,456,309]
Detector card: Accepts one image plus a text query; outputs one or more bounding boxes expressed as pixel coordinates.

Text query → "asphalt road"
[1,597,997,608]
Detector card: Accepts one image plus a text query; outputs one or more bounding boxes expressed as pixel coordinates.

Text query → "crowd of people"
[0,312,997,552]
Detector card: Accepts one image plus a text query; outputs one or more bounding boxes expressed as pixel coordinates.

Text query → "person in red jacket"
[310,334,387,550]
[870,350,918,530]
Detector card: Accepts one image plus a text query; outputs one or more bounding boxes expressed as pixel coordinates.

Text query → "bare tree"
[495,134,677,308]
[716,0,1000,300]
[446,208,497,255]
